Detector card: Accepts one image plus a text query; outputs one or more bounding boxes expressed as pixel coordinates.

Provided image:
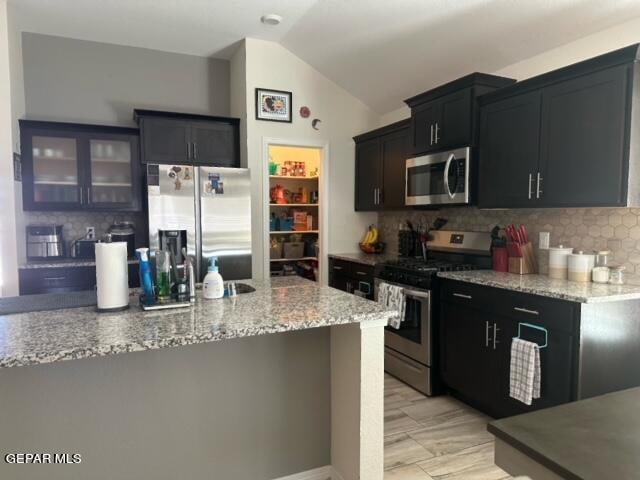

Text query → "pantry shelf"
[270,257,318,262]
[269,230,319,234]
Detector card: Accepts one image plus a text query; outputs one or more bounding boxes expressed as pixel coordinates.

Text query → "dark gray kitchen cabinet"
[440,299,494,408]
[478,91,542,208]
[355,137,381,211]
[20,120,142,212]
[138,117,191,165]
[538,65,630,207]
[478,44,640,208]
[440,278,640,419]
[18,264,140,295]
[135,110,240,167]
[405,73,515,156]
[354,120,410,211]
[328,258,375,300]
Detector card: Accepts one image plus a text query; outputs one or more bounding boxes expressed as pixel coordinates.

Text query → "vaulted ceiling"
[11,0,640,113]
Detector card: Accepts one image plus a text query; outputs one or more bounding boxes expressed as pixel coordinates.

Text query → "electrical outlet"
[539,231,550,249]
[86,227,96,240]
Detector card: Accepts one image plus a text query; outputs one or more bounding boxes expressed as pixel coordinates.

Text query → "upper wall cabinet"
[134,110,240,167]
[478,44,640,209]
[353,120,410,211]
[404,73,515,156]
[20,120,142,212]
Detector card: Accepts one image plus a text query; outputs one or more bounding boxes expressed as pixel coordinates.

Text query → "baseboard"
[273,465,333,480]
[330,467,346,480]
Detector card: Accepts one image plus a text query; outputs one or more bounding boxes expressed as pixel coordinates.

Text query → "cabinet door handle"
[452,293,472,299]
[43,276,65,281]
[193,142,197,159]
[187,142,191,159]
[355,271,368,276]
[514,307,540,316]
[493,323,500,350]
[485,321,492,347]
[434,122,440,144]
[87,187,91,204]
[332,266,343,270]
[536,172,543,199]
[430,124,434,145]
[79,187,83,204]
[528,173,533,200]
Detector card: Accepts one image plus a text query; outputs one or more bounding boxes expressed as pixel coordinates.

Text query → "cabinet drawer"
[329,258,354,275]
[441,280,496,311]
[496,290,578,335]
[19,267,96,295]
[350,263,374,279]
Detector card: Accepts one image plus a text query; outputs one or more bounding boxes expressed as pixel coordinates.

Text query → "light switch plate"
[86,226,95,240]
[539,231,550,249]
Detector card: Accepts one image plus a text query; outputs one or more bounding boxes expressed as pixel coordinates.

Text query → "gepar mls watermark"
[5,453,81,464]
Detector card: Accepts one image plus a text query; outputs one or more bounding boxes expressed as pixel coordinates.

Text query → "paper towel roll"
[96,242,130,312]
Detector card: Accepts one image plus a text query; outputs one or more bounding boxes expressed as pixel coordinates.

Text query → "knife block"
[508,242,538,275]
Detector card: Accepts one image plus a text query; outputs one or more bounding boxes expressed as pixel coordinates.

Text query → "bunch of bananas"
[359,224,385,254]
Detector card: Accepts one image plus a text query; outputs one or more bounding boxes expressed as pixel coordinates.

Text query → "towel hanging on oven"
[377,282,405,329]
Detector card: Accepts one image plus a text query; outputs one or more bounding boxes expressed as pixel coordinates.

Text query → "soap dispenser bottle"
[203,257,224,299]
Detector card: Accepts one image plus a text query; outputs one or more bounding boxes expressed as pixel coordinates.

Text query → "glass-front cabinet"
[21,120,141,211]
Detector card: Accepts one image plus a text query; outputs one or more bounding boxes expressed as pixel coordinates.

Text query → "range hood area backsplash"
[379,207,640,278]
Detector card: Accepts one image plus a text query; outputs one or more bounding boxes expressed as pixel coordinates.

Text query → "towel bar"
[513,322,548,349]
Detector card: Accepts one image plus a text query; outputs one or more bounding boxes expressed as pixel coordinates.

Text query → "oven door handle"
[443,153,456,199]
[402,288,431,300]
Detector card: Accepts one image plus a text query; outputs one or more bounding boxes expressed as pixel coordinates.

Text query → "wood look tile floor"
[383,374,511,480]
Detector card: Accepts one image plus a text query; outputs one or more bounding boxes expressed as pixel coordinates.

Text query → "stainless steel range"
[376,230,492,395]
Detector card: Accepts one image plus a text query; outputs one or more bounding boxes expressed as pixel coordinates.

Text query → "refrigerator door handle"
[194,167,203,281]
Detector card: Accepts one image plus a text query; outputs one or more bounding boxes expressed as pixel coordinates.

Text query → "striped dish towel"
[377,282,405,329]
[510,338,541,405]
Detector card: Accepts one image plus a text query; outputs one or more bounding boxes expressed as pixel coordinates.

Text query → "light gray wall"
[22,32,230,126]
[0,329,330,480]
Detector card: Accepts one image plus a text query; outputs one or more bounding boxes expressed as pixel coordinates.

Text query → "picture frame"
[255,88,292,123]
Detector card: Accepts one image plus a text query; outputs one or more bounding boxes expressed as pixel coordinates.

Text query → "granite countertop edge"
[0,311,394,369]
[328,252,393,266]
[0,278,396,370]
[437,271,640,304]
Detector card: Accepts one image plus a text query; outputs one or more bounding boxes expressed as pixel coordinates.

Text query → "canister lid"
[549,245,573,251]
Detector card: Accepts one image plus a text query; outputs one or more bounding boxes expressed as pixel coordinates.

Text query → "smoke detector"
[261,14,282,26]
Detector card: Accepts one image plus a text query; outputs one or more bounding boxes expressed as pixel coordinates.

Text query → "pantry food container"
[548,246,574,279]
[283,242,304,259]
[568,251,596,282]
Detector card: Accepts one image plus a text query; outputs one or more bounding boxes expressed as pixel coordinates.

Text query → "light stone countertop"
[438,270,640,303]
[19,259,139,269]
[0,276,396,369]
[329,252,396,266]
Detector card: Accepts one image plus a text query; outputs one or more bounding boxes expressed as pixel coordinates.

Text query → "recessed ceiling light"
[261,14,282,26]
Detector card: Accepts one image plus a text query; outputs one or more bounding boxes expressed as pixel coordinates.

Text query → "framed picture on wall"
[255,88,292,123]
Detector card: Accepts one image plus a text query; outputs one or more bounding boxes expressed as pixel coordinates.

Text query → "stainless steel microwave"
[405,147,470,206]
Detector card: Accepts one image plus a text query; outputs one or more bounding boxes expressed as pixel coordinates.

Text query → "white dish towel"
[377,282,405,329]
[509,338,541,405]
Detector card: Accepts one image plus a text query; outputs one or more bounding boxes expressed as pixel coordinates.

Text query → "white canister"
[548,246,574,279]
[96,242,130,312]
[568,251,596,282]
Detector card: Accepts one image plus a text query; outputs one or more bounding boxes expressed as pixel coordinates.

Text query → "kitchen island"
[0,277,395,480]
[489,387,640,479]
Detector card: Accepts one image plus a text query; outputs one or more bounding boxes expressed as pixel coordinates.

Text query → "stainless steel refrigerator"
[146,164,251,281]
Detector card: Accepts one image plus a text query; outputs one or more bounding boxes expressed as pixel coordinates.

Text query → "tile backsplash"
[21,211,146,262]
[379,207,640,276]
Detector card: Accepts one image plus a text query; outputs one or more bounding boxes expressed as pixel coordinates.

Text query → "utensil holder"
[508,242,538,274]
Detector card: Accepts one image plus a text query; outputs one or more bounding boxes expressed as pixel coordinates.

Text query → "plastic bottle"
[136,248,155,301]
[202,257,224,299]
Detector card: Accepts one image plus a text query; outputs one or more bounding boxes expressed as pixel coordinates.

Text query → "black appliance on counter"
[376,230,492,396]
[26,225,65,260]
[71,238,97,259]
[108,222,136,258]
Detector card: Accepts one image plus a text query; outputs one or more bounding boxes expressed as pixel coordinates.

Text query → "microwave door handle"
[443,153,455,199]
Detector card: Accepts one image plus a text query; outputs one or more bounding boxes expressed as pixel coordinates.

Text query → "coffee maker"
[26,225,65,260]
